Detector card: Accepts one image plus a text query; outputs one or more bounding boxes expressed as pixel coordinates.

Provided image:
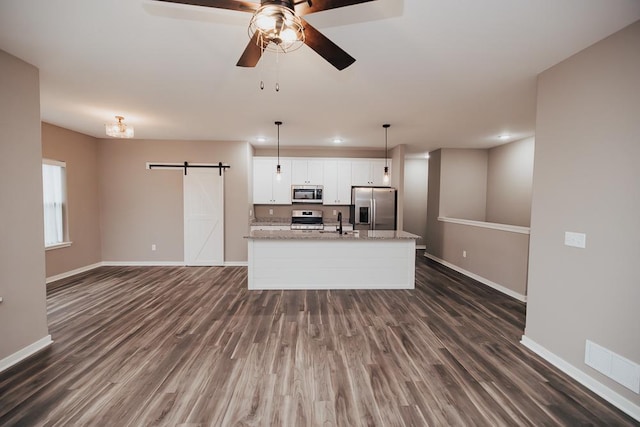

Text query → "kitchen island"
[245,230,420,290]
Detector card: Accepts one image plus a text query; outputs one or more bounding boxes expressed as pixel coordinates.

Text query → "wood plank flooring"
[0,254,636,426]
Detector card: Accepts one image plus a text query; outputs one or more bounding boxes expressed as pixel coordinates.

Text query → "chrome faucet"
[337,212,343,235]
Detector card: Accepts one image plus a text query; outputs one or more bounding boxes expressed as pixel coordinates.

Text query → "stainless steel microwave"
[292,185,323,203]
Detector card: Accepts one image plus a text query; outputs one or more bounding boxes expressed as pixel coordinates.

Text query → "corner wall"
[0,50,50,364]
[486,137,534,227]
[524,21,640,413]
[98,139,251,263]
[42,123,102,278]
[425,148,529,300]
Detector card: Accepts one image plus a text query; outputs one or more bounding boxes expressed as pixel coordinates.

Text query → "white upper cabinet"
[253,157,292,204]
[323,160,352,205]
[351,159,390,186]
[291,159,324,185]
[253,157,391,205]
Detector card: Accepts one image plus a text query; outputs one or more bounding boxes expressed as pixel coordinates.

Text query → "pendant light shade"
[383,124,390,184]
[275,121,283,180]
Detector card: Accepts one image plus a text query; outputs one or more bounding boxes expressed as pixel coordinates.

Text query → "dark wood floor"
[0,254,636,426]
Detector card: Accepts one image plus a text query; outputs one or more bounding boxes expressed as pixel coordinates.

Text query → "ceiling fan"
[153,0,375,70]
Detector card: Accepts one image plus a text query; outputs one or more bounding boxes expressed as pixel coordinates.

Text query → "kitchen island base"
[246,231,418,290]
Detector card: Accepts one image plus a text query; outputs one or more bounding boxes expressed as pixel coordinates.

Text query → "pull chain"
[275,49,280,92]
[259,46,265,90]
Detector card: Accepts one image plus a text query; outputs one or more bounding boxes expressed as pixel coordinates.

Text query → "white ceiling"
[1,1,639,155]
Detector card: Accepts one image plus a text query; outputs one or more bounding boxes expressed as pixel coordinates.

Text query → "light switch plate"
[565,231,586,248]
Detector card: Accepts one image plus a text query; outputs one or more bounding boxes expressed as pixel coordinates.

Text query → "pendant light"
[383,124,390,184]
[275,121,282,180]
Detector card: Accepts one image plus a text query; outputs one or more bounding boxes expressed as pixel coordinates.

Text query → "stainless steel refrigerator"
[350,187,397,231]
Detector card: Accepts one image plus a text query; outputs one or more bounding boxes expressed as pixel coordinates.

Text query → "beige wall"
[425,150,443,255]
[440,149,488,221]
[254,205,351,223]
[99,139,252,263]
[0,50,49,360]
[42,123,101,277]
[425,148,529,298]
[525,21,640,405]
[403,158,428,245]
[486,137,534,227]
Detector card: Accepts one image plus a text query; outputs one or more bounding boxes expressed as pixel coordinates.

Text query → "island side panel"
[247,239,416,290]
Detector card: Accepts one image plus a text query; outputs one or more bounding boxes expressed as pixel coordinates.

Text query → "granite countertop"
[250,217,291,226]
[245,230,421,240]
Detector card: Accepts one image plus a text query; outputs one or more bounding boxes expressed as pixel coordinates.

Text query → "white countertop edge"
[438,216,530,235]
[245,230,420,240]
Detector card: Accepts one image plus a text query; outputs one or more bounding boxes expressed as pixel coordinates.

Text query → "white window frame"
[42,159,72,250]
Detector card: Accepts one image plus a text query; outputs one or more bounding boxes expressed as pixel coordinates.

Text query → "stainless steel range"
[290,210,323,230]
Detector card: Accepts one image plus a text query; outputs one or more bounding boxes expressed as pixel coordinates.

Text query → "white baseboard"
[46,262,102,284]
[224,261,248,267]
[423,252,527,302]
[521,336,640,421]
[101,261,185,267]
[0,335,53,374]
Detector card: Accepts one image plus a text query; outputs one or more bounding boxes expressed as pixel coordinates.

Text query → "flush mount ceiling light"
[105,116,134,138]
[249,3,305,54]
[332,138,343,144]
[383,124,390,184]
[498,134,510,141]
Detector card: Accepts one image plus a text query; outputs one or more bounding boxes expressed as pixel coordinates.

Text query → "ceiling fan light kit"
[249,3,305,53]
[154,0,375,70]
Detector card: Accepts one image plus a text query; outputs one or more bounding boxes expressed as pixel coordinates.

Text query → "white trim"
[424,252,527,302]
[45,241,72,251]
[0,335,53,374]
[42,158,66,168]
[224,261,248,267]
[521,336,640,421]
[101,261,186,267]
[438,216,531,235]
[46,262,102,284]
[416,244,426,250]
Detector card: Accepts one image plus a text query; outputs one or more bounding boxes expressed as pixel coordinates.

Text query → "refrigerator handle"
[372,198,376,230]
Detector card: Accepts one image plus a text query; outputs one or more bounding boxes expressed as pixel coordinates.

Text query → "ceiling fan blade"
[152,0,258,13]
[301,18,355,70]
[295,0,375,16]
[237,32,263,67]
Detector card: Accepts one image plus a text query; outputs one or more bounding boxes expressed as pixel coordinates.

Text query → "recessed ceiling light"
[256,137,267,143]
[498,134,510,141]
[332,138,343,144]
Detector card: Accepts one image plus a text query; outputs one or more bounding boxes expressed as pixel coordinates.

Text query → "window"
[42,159,69,248]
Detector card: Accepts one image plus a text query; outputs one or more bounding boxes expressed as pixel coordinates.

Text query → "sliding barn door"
[183,169,224,266]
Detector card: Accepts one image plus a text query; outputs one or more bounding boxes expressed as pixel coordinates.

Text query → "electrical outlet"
[151,244,156,251]
[333,210,337,216]
[269,208,273,215]
[463,250,467,258]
